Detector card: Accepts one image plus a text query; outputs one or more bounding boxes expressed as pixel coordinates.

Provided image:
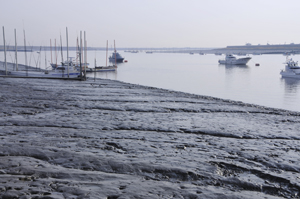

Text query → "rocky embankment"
[0,77,300,199]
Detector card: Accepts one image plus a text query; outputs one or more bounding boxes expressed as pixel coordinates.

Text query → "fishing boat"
[108,52,124,63]
[280,57,300,79]
[218,54,251,65]
[5,63,80,78]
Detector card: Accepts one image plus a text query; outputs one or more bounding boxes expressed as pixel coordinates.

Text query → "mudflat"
[0,77,299,199]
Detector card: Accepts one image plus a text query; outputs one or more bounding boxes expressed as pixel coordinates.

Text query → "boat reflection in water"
[281,77,300,93]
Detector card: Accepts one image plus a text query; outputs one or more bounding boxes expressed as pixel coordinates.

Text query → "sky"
[1,0,300,48]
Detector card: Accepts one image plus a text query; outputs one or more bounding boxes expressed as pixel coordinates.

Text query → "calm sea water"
[1,50,300,112]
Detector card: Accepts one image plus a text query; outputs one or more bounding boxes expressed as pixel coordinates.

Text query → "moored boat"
[4,57,80,78]
[4,66,80,78]
[109,52,124,63]
[93,65,117,72]
[218,54,251,65]
[280,57,300,79]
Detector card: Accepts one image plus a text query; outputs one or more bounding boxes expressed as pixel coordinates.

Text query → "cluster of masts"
[1,26,90,80]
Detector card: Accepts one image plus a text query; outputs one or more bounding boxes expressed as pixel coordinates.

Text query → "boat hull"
[280,71,300,79]
[108,58,124,63]
[6,70,80,78]
[219,57,251,65]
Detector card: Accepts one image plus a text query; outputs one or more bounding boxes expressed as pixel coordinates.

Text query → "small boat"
[93,65,117,72]
[218,54,251,65]
[51,57,89,69]
[280,57,300,79]
[109,52,124,63]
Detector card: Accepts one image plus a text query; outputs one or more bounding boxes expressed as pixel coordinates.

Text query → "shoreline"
[0,77,300,198]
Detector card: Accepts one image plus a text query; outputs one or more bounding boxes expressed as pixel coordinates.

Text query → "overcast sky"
[1,0,300,48]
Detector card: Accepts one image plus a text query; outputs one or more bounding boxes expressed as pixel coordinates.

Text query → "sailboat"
[92,40,117,72]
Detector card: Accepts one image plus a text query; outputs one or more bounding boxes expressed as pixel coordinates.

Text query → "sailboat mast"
[114,40,117,66]
[76,37,79,66]
[2,26,7,75]
[79,31,82,79]
[50,39,53,66]
[14,29,18,71]
[23,29,28,76]
[106,40,108,67]
[44,51,47,69]
[60,34,64,64]
[94,58,96,81]
[55,39,57,67]
[38,45,42,70]
[66,27,69,78]
[84,31,87,80]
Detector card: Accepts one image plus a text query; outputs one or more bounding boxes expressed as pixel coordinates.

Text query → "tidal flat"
[0,77,300,199]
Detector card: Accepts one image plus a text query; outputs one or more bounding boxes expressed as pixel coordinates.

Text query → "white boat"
[280,57,300,79]
[5,57,80,78]
[218,54,251,65]
[51,57,89,70]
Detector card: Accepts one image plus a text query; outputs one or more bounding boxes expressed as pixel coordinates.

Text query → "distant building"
[211,43,300,54]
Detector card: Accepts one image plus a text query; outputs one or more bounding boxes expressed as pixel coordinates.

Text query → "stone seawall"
[0,77,299,198]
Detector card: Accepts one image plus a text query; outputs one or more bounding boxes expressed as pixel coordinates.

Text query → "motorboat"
[51,57,89,70]
[280,57,300,79]
[218,54,251,65]
[109,52,124,63]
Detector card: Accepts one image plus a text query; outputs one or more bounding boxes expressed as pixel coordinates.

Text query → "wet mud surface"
[0,77,300,198]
